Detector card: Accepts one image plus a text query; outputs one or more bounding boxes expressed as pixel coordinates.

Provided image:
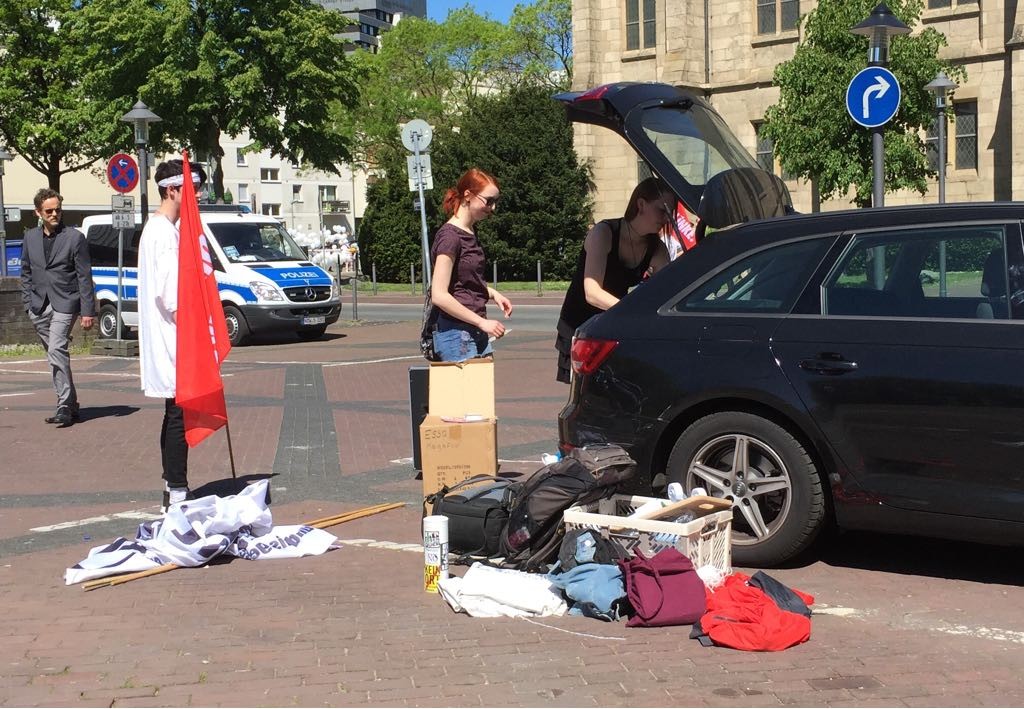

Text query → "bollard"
[372,262,377,296]
[492,261,498,290]
[352,271,359,321]
[410,263,416,295]
[537,260,542,297]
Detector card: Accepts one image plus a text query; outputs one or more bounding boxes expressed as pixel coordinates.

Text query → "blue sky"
[427,0,519,23]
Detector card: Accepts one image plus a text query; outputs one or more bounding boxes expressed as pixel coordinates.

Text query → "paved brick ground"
[1,318,1022,707]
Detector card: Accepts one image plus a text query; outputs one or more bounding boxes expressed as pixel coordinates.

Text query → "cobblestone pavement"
[1,319,1022,707]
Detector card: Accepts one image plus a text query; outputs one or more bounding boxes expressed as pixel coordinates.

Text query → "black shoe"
[70,406,81,422]
[45,412,74,426]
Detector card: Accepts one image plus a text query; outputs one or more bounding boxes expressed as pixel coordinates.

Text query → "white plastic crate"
[563,494,732,573]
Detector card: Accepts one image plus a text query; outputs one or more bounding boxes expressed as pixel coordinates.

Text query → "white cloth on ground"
[137,213,180,398]
[64,480,337,585]
[437,562,567,618]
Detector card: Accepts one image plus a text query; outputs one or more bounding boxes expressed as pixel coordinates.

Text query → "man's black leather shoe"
[45,412,74,426]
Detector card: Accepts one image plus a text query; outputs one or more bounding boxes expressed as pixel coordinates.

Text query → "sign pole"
[0,169,6,278]
[116,226,124,338]
[414,134,432,290]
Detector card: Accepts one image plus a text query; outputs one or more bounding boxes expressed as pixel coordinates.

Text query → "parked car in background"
[559,203,1024,566]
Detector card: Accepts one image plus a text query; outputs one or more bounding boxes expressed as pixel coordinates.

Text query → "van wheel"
[296,325,327,341]
[98,303,123,339]
[222,305,250,346]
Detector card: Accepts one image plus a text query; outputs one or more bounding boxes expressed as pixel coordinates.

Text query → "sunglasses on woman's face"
[475,193,500,208]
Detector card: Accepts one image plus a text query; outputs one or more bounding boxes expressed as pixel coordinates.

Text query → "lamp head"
[925,72,957,110]
[120,100,162,146]
[851,3,911,65]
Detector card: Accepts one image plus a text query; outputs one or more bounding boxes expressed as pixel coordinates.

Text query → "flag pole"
[225,420,237,478]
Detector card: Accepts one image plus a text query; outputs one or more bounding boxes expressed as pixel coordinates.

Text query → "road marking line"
[0,392,34,398]
[322,355,422,367]
[1,356,108,365]
[30,508,161,532]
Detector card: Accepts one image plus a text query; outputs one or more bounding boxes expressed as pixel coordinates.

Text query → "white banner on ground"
[64,480,337,585]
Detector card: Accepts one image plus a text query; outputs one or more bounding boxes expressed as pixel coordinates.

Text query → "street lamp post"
[851,3,911,209]
[120,100,162,221]
[925,72,957,204]
[925,71,957,297]
[0,147,11,277]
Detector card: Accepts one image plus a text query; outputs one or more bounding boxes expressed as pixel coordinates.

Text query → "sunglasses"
[41,207,62,215]
[475,193,500,208]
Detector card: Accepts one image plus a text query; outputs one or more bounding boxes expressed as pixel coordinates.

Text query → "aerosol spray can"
[422,515,449,593]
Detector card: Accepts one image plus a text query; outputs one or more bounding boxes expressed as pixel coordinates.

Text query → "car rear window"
[674,239,830,314]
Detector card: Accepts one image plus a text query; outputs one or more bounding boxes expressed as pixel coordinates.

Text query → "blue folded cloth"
[547,562,625,617]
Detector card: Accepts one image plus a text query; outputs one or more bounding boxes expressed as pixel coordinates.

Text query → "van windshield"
[207,222,306,263]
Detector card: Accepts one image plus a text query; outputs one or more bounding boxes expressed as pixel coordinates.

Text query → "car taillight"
[571,337,618,375]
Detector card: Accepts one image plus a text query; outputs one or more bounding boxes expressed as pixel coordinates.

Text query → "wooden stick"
[81,502,406,590]
[83,563,178,591]
[225,421,237,479]
[307,502,405,528]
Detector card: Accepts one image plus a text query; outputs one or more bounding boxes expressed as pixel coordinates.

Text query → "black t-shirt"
[558,219,655,329]
[430,222,488,318]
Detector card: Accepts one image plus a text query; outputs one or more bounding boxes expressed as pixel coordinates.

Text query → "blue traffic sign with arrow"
[846,67,901,129]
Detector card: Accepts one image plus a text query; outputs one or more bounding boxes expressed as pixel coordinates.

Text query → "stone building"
[571,0,1024,219]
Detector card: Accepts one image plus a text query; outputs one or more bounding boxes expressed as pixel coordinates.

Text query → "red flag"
[176,151,232,447]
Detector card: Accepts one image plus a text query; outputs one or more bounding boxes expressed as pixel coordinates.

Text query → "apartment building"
[571,0,1024,218]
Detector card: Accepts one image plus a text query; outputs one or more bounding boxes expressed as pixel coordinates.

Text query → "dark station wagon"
[555,83,1024,566]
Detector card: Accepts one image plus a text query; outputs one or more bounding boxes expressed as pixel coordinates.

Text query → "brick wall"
[0,277,91,346]
[0,277,36,344]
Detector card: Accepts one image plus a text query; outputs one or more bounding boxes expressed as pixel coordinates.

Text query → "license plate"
[302,316,326,326]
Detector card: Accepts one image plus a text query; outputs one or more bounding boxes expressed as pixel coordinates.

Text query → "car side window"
[825,226,1013,320]
[675,239,830,313]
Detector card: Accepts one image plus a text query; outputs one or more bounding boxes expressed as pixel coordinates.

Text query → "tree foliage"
[347,0,573,168]
[359,85,592,282]
[762,0,965,207]
[0,0,129,190]
[65,0,360,199]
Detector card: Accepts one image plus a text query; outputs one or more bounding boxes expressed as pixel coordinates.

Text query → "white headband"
[157,173,202,188]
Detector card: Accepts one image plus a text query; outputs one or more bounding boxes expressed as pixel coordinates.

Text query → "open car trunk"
[555,82,794,236]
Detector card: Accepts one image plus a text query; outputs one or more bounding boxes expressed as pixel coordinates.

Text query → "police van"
[81,206,342,345]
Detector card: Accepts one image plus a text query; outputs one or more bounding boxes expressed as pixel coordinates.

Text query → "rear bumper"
[239,300,342,333]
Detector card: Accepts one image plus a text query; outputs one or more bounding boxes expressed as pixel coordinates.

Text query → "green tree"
[762,0,964,207]
[0,0,130,190]
[364,85,590,282]
[66,0,360,200]
[503,0,573,91]
[357,148,433,282]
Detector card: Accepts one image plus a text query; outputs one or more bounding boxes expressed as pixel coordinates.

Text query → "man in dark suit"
[21,188,96,426]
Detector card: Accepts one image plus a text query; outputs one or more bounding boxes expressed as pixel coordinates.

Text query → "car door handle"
[798,353,858,375]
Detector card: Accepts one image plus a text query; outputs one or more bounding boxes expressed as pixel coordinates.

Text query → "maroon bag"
[620,548,707,627]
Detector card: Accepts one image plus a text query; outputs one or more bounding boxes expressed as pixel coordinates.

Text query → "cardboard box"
[420,415,498,494]
[428,358,495,418]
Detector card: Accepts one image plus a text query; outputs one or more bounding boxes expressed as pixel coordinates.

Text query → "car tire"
[666,411,825,567]
[222,305,250,347]
[296,325,328,341]
[98,303,122,340]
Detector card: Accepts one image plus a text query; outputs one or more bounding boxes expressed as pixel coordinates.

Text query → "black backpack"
[498,444,636,572]
[425,475,517,557]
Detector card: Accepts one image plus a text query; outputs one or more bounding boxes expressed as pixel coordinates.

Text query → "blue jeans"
[433,316,493,362]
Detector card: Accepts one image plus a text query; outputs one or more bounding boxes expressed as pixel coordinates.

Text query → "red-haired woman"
[430,168,513,362]
[555,177,674,383]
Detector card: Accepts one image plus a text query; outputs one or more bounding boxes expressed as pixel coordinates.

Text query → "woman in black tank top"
[556,177,675,383]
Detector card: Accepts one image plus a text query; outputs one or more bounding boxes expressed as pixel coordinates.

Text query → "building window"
[954,101,977,170]
[235,148,247,167]
[237,184,248,203]
[319,185,337,202]
[261,203,281,217]
[758,0,799,35]
[625,0,656,51]
[753,122,774,173]
[260,168,280,182]
[292,184,303,203]
[924,118,944,172]
[927,0,977,8]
